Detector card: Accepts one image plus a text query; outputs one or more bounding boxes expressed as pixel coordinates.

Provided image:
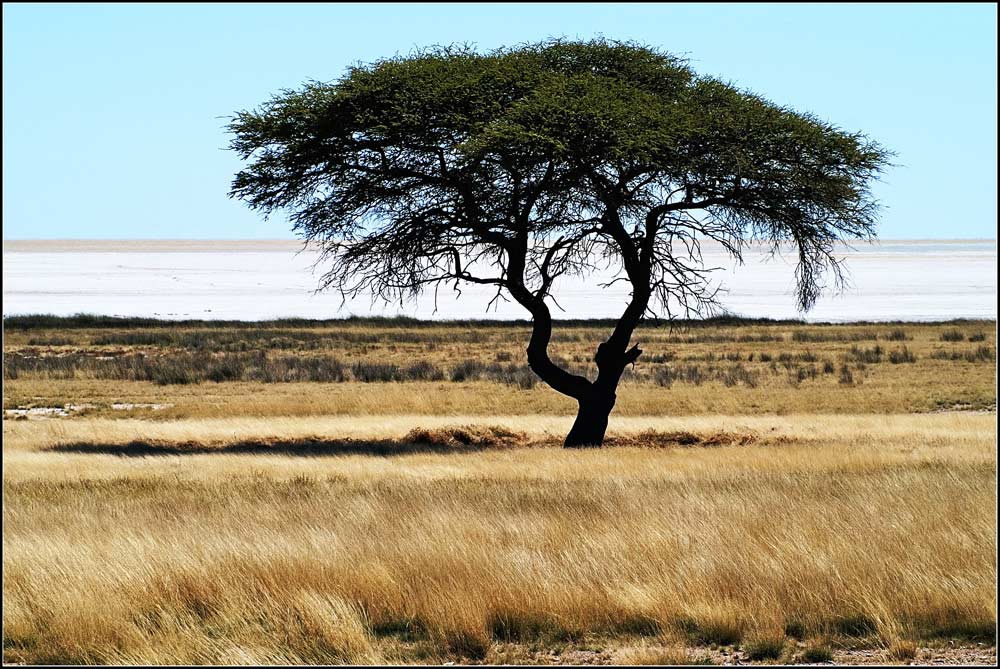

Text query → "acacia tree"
[229,39,889,447]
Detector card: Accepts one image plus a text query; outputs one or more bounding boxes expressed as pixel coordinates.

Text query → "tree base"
[563,393,615,448]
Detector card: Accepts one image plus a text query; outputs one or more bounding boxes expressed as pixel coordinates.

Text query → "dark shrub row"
[930,346,994,363]
[792,330,878,342]
[2,351,544,387]
[654,363,761,388]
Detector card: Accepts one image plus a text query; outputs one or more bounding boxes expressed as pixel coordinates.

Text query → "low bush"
[847,345,883,364]
[888,347,917,364]
[838,364,855,385]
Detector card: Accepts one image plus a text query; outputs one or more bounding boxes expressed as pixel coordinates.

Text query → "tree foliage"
[229,39,890,445]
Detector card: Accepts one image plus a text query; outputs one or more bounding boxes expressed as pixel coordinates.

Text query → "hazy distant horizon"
[3,238,997,250]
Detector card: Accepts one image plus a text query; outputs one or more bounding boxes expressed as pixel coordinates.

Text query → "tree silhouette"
[229,39,889,447]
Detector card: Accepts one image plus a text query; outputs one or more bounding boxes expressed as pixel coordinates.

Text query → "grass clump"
[402,361,445,381]
[404,425,527,450]
[801,643,834,663]
[654,364,706,387]
[351,361,402,382]
[370,616,428,642]
[610,614,662,637]
[792,329,877,343]
[833,614,878,638]
[450,359,486,382]
[888,347,917,364]
[847,345,883,364]
[487,610,579,644]
[442,629,489,661]
[716,363,760,388]
[838,364,856,385]
[783,619,807,639]
[674,612,743,646]
[887,639,918,661]
[789,364,819,385]
[285,590,379,663]
[743,634,786,660]
[483,362,538,389]
[968,345,994,362]
[623,645,717,665]
[929,346,995,363]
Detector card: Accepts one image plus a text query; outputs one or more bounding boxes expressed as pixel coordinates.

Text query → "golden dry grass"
[2,319,997,665]
[3,413,996,664]
[4,369,996,420]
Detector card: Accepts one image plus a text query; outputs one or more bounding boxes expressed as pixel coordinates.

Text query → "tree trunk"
[504,245,645,449]
[562,340,641,448]
[564,390,617,448]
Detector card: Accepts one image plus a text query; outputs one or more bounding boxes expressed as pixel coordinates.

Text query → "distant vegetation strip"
[4,313,996,330]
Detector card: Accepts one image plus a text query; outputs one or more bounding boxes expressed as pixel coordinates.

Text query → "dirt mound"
[604,430,758,448]
[404,425,529,449]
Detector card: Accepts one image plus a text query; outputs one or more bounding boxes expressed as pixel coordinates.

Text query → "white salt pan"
[3,240,995,322]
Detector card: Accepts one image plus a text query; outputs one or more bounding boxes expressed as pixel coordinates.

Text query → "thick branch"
[505,236,591,400]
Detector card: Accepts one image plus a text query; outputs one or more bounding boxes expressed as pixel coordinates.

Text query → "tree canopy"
[229,39,890,446]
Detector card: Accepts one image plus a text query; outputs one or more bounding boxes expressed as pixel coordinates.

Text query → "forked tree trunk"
[507,262,646,449]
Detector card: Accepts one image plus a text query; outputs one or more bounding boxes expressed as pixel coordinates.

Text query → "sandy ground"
[483,641,999,665]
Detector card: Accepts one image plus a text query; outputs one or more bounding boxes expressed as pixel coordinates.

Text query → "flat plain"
[2,315,996,665]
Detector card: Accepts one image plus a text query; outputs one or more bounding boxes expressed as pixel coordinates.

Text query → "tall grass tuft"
[888,347,917,364]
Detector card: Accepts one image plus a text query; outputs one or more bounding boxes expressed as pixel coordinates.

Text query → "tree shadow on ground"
[44,428,759,458]
[46,426,532,457]
[46,437,509,458]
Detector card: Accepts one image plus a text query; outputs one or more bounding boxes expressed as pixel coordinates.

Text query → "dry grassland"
[2,318,996,665]
[3,318,996,418]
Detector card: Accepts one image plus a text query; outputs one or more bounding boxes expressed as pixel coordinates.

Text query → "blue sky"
[3,3,997,240]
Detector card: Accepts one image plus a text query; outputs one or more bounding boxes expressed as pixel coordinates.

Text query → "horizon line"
[4,237,997,243]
